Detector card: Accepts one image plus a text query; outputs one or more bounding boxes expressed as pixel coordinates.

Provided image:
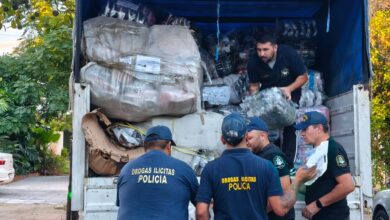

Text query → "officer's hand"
[295,166,316,184]
[280,87,292,100]
[302,201,320,219]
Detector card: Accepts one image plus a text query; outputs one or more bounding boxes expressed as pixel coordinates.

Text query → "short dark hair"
[313,124,329,133]
[322,124,329,133]
[223,136,244,147]
[255,34,277,45]
[143,140,170,150]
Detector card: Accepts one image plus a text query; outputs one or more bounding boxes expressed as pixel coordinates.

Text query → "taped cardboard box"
[82,110,145,176]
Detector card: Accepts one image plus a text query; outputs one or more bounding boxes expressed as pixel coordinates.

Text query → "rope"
[215,0,221,62]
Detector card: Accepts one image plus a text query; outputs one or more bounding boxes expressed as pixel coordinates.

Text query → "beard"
[260,51,276,64]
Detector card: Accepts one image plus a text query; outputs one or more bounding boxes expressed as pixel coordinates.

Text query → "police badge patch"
[273,155,286,169]
[336,155,347,167]
[281,68,289,77]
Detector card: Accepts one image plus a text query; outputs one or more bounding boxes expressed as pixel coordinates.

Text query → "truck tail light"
[0,159,5,165]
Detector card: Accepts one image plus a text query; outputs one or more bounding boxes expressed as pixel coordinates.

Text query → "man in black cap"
[294,111,355,220]
[116,125,199,220]
[196,113,316,220]
[247,116,295,220]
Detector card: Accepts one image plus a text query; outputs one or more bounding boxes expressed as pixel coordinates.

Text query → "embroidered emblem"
[273,155,286,169]
[281,68,289,77]
[302,114,309,121]
[336,155,347,167]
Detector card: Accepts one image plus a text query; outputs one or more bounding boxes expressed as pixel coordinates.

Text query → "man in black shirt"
[247,116,295,220]
[294,111,355,220]
[247,34,308,164]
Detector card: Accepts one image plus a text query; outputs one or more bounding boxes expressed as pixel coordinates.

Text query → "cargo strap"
[172,145,208,159]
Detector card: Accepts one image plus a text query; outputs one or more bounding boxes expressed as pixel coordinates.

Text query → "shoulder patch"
[336,154,347,167]
[273,155,286,169]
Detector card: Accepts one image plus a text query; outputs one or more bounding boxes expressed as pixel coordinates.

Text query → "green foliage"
[0,9,72,174]
[39,148,70,175]
[0,135,40,175]
[0,0,74,33]
[370,9,390,189]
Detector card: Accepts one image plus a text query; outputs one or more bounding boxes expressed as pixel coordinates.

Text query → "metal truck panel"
[71,84,90,210]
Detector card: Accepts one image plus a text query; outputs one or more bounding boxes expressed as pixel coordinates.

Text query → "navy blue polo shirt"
[256,143,295,220]
[196,148,283,220]
[116,150,199,220]
[247,44,307,103]
[305,138,351,220]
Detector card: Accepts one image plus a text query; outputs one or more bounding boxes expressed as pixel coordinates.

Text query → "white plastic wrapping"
[202,85,231,105]
[299,70,325,107]
[82,17,202,78]
[107,123,145,149]
[204,73,249,105]
[241,87,297,129]
[81,62,198,122]
[81,16,203,121]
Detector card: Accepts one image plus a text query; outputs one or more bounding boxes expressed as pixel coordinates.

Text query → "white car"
[0,152,15,184]
[373,183,390,220]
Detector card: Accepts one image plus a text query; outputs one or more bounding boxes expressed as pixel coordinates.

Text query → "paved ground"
[0,175,373,220]
[0,176,68,220]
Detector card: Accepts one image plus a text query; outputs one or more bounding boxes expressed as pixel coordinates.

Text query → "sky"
[0,27,23,55]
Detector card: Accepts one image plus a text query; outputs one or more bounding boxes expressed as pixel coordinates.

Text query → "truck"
[70,0,373,219]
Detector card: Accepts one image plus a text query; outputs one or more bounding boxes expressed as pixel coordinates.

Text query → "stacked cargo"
[79,2,327,176]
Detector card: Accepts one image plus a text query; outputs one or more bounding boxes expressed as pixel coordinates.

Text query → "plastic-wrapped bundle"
[299,70,325,107]
[294,105,330,169]
[189,150,216,176]
[240,87,297,129]
[164,13,191,27]
[200,48,219,82]
[107,123,145,149]
[215,54,233,77]
[204,74,248,105]
[100,1,156,26]
[81,62,198,122]
[230,74,249,104]
[280,19,317,39]
[202,85,231,106]
[82,17,202,82]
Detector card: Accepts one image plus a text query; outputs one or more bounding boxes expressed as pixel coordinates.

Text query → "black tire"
[374,209,389,220]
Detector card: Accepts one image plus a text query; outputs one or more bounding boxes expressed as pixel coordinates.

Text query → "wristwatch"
[316,199,324,209]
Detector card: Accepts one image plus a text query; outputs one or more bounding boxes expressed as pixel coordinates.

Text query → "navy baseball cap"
[294,111,328,130]
[247,117,269,132]
[221,113,247,145]
[144,125,176,145]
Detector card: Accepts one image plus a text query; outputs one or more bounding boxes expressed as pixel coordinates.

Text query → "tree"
[0,0,74,32]
[370,6,390,188]
[0,0,73,174]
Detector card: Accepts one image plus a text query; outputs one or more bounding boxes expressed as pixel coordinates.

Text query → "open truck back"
[70,0,373,219]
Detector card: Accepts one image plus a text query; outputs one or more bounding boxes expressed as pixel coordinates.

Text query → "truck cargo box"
[71,0,372,219]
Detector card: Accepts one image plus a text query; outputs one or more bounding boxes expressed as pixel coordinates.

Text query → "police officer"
[116,125,199,220]
[294,111,355,220]
[195,113,316,220]
[247,117,295,220]
[247,34,308,165]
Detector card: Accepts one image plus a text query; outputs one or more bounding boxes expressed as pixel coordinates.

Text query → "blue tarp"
[77,0,371,96]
